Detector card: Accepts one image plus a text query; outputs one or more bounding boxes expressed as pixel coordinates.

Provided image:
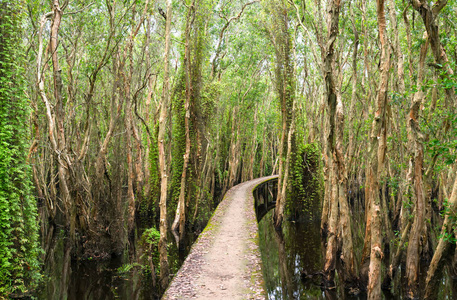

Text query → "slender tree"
[172,0,195,247]
[264,0,295,228]
[158,0,173,289]
[365,0,390,296]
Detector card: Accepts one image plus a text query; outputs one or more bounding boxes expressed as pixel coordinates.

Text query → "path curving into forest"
[162,176,278,300]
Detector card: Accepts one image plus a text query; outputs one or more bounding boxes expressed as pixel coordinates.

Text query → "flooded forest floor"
[35,181,457,300]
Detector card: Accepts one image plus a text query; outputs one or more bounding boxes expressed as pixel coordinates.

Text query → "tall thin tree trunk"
[405,33,429,298]
[322,0,356,284]
[172,2,195,246]
[158,0,172,289]
[125,88,136,237]
[272,1,294,229]
[388,0,405,95]
[345,3,359,173]
[366,0,390,297]
[123,0,150,237]
[39,1,74,241]
[335,91,356,281]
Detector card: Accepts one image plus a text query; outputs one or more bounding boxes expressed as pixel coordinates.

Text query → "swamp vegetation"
[1,0,457,298]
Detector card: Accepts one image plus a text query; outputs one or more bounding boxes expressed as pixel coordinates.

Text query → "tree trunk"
[123,1,150,237]
[124,73,136,237]
[405,33,429,299]
[322,0,356,284]
[272,0,294,229]
[335,92,356,282]
[172,2,195,246]
[411,0,455,105]
[158,0,172,289]
[366,0,390,297]
[38,2,74,241]
[424,173,457,298]
[345,4,359,173]
[224,106,241,194]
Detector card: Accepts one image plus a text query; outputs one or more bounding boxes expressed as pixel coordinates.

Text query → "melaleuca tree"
[0,1,41,296]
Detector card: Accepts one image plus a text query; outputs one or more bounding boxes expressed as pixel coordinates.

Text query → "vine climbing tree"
[0,1,41,297]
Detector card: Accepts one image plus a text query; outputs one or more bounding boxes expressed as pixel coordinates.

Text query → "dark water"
[36,202,457,299]
[37,224,195,300]
[259,210,344,300]
[258,209,457,300]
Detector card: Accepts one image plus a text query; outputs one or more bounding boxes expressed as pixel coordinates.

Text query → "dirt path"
[162,176,277,300]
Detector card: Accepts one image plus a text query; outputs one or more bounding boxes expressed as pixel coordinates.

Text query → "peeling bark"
[158,0,172,288]
[366,0,390,296]
[405,33,429,299]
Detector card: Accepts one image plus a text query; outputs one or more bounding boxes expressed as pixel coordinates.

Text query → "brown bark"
[143,73,156,199]
[172,2,195,246]
[335,92,356,281]
[321,0,356,284]
[388,0,405,95]
[125,96,136,236]
[121,0,150,236]
[278,99,295,228]
[345,3,359,173]
[321,165,330,234]
[423,175,457,298]
[366,0,390,297]
[405,33,429,299]
[323,159,338,284]
[37,2,75,240]
[271,0,294,229]
[249,111,258,180]
[123,35,135,235]
[158,0,172,289]
[411,0,455,105]
[322,0,341,282]
[402,5,414,77]
[224,106,241,194]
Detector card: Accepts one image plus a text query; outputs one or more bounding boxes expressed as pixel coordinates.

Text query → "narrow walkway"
[162,176,277,300]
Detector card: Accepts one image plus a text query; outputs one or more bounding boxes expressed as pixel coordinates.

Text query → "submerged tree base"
[258,209,457,299]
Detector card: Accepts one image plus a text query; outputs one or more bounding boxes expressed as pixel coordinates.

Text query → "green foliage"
[288,142,323,221]
[0,2,41,296]
[140,227,161,275]
[438,198,457,244]
[169,0,216,222]
[142,227,161,247]
[170,72,187,212]
[145,122,160,217]
[117,262,142,276]
[423,101,457,171]
[116,228,160,281]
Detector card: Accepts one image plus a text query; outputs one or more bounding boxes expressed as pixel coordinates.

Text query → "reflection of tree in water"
[37,211,199,300]
[38,226,162,300]
[59,240,71,300]
[259,210,326,299]
[274,229,294,300]
[260,207,457,299]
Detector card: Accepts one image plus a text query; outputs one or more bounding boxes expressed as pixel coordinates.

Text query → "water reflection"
[38,230,146,300]
[37,224,194,300]
[259,210,371,300]
[259,210,328,299]
[258,209,457,300]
